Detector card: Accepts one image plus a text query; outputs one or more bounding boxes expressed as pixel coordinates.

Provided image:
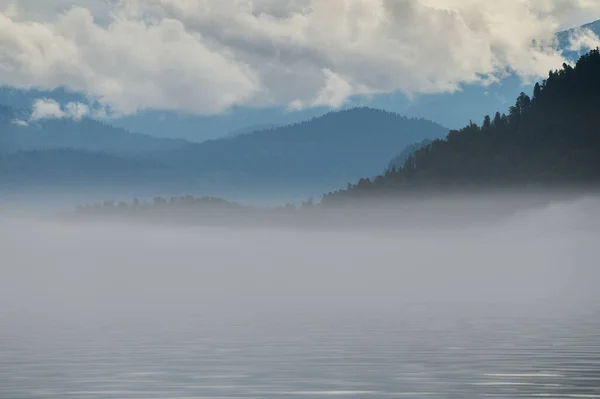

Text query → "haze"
[1,195,599,398]
[1,195,599,332]
[2,0,600,396]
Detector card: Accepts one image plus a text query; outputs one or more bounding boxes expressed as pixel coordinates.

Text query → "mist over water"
[1,194,599,398]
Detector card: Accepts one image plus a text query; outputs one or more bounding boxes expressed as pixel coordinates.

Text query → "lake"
[1,197,599,398]
[1,306,600,398]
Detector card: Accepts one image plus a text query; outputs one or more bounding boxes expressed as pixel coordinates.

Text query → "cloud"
[12,119,29,127]
[30,98,90,121]
[0,0,599,116]
[288,69,368,110]
[568,27,600,52]
[30,98,65,120]
[64,101,90,121]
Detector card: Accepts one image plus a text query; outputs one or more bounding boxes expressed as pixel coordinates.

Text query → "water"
[2,306,599,399]
[1,197,599,399]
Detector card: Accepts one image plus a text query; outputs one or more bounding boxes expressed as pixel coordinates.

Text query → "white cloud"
[0,0,599,116]
[568,28,600,52]
[30,98,90,121]
[64,101,90,121]
[31,98,65,120]
[289,69,369,110]
[12,119,29,127]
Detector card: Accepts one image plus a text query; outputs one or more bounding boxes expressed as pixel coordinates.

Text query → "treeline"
[323,49,600,204]
[76,196,240,214]
[74,195,317,216]
[70,194,330,228]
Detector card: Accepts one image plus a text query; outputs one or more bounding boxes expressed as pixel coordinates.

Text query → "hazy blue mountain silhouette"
[153,108,448,186]
[0,105,189,156]
[0,149,175,187]
[0,108,448,200]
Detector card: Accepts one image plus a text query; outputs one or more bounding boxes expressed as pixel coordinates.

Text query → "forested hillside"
[388,139,433,171]
[323,49,600,204]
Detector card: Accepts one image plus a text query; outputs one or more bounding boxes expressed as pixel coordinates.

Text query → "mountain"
[112,107,327,142]
[323,49,600,204]
[0,21,596,141]
[388,139,433,171]
[0,105,189,156]
[0,149,174,188]
[154,107,448,189]
[224,123,279,139]
[0,107,447,203]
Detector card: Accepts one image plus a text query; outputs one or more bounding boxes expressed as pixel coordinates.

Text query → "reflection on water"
[1,307,599,399]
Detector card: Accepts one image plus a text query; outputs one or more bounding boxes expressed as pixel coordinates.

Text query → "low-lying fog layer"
[1,194,599,398]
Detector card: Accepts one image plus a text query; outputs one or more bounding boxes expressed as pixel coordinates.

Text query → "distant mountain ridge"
[153,107,448,185]
[0,105,190,156]
[0,107,448,201]
[224,124,279,139]
[0,149,173,187]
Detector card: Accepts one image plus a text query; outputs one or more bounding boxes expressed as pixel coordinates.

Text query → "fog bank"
[1,194,599,336]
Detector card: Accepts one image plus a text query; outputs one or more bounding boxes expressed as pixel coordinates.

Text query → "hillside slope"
[323,49,600,204]
[388,139,433,171]
[155,107,448,187]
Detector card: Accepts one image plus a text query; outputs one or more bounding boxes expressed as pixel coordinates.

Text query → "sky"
[1,0,600,119]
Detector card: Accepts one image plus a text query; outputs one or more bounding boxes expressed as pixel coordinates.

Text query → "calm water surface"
[1,306,599,399]
[1,207,599,399]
